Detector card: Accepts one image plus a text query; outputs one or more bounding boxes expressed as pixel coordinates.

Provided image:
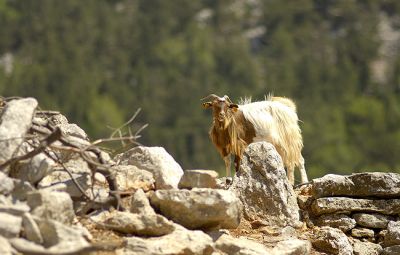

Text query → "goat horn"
[223,95,232,104]
[201,94,221,101]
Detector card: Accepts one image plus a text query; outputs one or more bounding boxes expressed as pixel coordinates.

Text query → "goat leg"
[224,156,231,177]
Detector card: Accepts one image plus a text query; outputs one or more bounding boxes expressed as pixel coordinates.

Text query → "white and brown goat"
[202,94,308,185]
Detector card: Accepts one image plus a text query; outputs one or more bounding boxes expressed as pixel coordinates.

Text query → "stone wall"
[299,173,400,254]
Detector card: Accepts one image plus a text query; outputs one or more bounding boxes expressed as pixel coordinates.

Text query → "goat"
[202,94,308,185]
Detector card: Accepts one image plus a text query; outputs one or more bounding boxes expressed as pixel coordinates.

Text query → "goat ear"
[229,104,239,111]
[202,102,212,109]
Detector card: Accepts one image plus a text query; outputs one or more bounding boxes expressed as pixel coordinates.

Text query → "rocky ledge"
[1,97,400,255]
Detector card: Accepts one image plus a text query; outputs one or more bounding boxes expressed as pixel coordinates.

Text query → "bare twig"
[0,127,62,172]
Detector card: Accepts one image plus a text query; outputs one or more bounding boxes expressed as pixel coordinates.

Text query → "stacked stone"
[0,98,311,254]
[299,172,400,255]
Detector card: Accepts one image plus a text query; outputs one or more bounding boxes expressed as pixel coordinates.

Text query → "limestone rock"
[35,218,90,249]
[115,146,183,189]
[27,190,74,225]
[123,224,214,255]
[214,234,271,255]
[11,179,35,201]
[22,212,43,244]
[0,202,30,216]
[0,98,38,164]
[229,142,300,227]
[314,214,356,232]
[178,169,218,189]
[150,188,242,230]
[11,152,55,184]
[352,239,382,255]
[130,189,156,215]
[0,212,22,238]
[312,227,353,255]
[311,197,400,216]
[384,221,400,247]
[353,213,394,229]
[0,236,12,255]
[111,165,155,192]
[351,228,375,239]
[0,171,14,195]
[271,239,312,255]
[104,211,175,236]
[382,245,400,255]
[311,172,400,198]
[38,158,91,198]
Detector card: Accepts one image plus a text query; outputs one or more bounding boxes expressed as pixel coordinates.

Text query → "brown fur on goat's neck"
[209,109,256,159]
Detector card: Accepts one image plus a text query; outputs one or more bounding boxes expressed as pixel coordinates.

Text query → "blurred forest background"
[1,0,400,179]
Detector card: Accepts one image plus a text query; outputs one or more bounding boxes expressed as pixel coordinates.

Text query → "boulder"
[382,245,400,255]
[0,98,38,164]
[0,203,30,216]
[34,218,90,249]
[311,197,400,216]
[229,142,300,227]
[351,228,375,239]
[312,227,353,255]
[22,212,43,244]
[0,212,22,238]
[271,239,312,255]
[352,239,382,255]
[123,224,214,255]
[115,146,183,189]
[104,211,175,236]
[311,172,400,198]
[150,188,242,230]
[353,213,394,229]
[27,190,74,225]
[0,171,14,195]
[11,179,35,201]
[314,214,356,232]
[111,165,155,192]
[0,236,12,255]
[214,234,271,255]
[130,189,156,215]
[178,169,218,189]
[38,158,91,198]
[384,221,400,247]
[11,152,55,184]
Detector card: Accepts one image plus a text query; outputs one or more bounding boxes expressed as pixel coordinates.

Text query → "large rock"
[115,146,183,189]
[0,212,22,238]
[130,189,156,215]
[0,236,12,255]
[27,190,75,224]
[312,227,353,255]
[38,158,91,198]
[382,245,400,255]
[384,221,400,247]
[353,213,394,229]
[22,212,43,244]
[352,239,382,255]
[271,239,312,255]
[123,224,214,255]
[229,142,300,227]
[35,218,90,250]
[0,171,14,195]
[150,188,242,230]
[178,170,218,189]
[11,152,55,184]
[311,173,400,198]
[311,197,400,216]
[351,228,375,239]
[314,214,356,232]
[111,165,155,192]
[0,98,38,164]
[214,234,271,255]
[104,211,175,236]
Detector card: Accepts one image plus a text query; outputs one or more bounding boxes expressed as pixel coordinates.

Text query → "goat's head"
[202,94,239,125]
